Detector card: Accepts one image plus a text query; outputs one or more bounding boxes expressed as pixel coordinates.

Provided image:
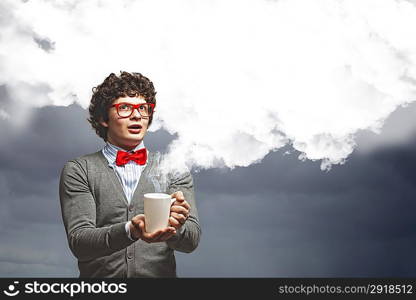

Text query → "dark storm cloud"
[1,104,98,185]
[0,102,177,276]
[1,101,416,277]
[0,103,101,243]
[0,85,8,103]
[0,102,174,222]
[33,36,55,52]
[185,143,416,276]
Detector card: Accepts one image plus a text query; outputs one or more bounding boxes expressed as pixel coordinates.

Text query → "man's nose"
[130,107,142,118]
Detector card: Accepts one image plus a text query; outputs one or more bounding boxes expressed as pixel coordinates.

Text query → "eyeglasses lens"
[117,104,152,117]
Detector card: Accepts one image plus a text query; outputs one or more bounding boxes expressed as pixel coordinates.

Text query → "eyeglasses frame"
[111,102,156,119]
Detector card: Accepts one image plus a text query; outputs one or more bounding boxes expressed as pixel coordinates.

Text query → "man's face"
[100,96,150,151]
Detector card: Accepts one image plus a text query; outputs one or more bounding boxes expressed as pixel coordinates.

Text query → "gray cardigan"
[59,150,201,278]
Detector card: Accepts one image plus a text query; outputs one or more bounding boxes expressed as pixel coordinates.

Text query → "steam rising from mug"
[1,0,416,171]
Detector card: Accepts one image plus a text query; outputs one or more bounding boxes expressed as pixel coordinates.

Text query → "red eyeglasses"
[111,102,155,118]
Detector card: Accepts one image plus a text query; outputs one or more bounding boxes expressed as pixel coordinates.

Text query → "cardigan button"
[128,205,134,212]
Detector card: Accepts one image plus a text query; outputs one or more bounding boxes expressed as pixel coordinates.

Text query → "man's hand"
[130,214,176,243]
[169,191,191,230]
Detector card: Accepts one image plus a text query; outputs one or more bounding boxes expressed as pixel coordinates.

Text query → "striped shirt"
[102,141,147,204]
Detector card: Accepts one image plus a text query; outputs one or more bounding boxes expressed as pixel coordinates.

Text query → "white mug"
[143,193,175,233]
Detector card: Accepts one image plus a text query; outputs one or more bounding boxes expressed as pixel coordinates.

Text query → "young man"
[59,71,201,277]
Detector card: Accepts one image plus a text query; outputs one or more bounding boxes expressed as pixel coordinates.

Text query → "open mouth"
[128,124,142,133]
[128,124,142,129]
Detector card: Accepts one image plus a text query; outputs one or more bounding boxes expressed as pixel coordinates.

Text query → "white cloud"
[1,0,416,170]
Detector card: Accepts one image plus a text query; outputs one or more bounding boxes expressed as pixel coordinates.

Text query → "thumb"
[171,191,184,201]
[139,220,146,232]
[131,214,145,227]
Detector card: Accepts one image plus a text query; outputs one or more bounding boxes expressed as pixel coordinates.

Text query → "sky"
[0,0,416,277]
[0,97,415,277]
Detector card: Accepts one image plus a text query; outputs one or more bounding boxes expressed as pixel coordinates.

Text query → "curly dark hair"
[87,71,157,141]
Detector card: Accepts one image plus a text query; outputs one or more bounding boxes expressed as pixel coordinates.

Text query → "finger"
[172,200,190,211]
[131,218,140,228]
[171,210,189,221]
[152,227,176,242]
[169,216,181,228]
[139,221,164,241]
[171,209,189,220]
[143,229,165,240]
[173,199,189,208]
[171,191,185,201]
[170,205,189,215]
[131,214,145,228]
[171,212,187,224]
[181,201,191,211]
[143,225,175,241]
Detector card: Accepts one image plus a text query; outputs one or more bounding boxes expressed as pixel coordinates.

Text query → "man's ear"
[99,118,109,128]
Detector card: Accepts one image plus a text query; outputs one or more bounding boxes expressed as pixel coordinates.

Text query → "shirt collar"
[103,141,146,167]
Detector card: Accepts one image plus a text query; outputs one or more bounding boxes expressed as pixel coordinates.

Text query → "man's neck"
[107,140,145,152]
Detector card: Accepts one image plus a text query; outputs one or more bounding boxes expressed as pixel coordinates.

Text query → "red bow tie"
[116,148,147,166]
